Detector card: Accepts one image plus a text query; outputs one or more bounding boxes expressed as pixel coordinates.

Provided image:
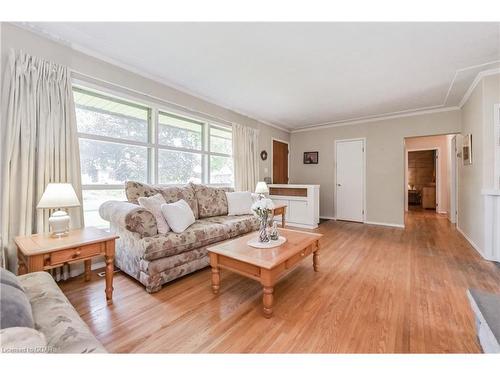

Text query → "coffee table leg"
[262,286,274,318]
[211,267,221,294]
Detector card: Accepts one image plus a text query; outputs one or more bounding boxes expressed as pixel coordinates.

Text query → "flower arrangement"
[251,198,275,243]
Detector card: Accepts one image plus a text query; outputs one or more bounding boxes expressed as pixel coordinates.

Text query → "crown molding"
[290,106,460,133]
[12,22,291,134]
[443,59,500,105]
[458,67,500,108]
[11,22,499,135]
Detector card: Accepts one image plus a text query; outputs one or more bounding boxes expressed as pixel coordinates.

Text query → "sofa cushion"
[142,221,229,261]
[0,283,34,329]
[191,183,232,218]
[201,215,259,238]
[125,181,199,219]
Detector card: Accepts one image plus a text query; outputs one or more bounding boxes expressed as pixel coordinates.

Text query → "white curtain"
[232,123,259,192]
[1,50,83,276]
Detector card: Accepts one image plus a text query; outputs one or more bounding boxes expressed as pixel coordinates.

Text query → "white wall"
[457,73,500,253]
[289,109,461,226]
[0,23,289,183]
[405,135,452,214]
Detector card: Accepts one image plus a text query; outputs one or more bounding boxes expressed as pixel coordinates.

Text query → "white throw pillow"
[226,191,254,216]
[160,199,196,233]
[138,194,170,234]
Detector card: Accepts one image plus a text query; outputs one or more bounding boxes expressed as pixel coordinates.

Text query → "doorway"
[335,138,365,222]
[272,139,289,184]
[407,149,438,211]
[404,134,458,225]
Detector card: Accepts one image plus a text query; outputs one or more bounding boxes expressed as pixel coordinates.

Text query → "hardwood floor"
[59,210,500,353]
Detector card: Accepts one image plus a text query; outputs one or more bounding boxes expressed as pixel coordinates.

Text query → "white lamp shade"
[255,181,269,194]
[37,183,81,209]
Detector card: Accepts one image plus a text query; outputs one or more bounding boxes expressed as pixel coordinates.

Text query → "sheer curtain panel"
[232,123,259,192]
[1,50,83,277]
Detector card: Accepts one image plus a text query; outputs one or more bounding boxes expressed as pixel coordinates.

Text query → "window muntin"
[158,112,203,150]
[74,87,149,143]
[210,125,232,155]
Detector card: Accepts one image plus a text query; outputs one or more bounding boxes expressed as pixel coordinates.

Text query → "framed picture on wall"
[463,134,472,165]
[303,151,319,164]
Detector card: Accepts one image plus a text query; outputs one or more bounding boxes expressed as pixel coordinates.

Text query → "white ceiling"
[22,22,500,130]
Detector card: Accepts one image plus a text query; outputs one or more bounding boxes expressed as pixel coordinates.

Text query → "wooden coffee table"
[207,228,323,318]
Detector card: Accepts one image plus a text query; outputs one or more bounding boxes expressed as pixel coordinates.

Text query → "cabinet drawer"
[50,242,103,265]
[285,244,313,269]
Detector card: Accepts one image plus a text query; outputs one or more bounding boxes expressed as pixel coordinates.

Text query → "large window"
[74,86,233,228]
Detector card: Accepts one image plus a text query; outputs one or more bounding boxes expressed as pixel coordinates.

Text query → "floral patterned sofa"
[0,271,106,353]
[99,182,259,293]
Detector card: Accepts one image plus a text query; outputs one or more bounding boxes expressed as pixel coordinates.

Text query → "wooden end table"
[272,203,287,227]
[15,227,119,303]
[207,228,322,318]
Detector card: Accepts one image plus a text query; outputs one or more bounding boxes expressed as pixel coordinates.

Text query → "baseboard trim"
[365,221,405,229]
[320,216,336,220]
[456,225,484,258]
[285,223,318,230]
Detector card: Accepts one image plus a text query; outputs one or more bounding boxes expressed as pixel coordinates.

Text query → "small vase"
[258,213,270,243]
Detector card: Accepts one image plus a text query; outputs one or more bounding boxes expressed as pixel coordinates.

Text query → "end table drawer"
[50,243,103,265]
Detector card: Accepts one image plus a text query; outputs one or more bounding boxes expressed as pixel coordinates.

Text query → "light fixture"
[255,181,269,200]
[37,183,81,237]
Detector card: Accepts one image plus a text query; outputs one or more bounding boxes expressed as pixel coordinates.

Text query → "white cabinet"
[269,184,320,229]
[289,200,308,223]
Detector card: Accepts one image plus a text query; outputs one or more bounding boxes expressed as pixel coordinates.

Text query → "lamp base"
[49,210,70,238]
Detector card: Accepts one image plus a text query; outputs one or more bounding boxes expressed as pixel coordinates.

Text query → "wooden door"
[272,140,289,184]
[336,139,365,222]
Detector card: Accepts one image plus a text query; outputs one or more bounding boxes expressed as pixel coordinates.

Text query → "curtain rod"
[70,69,234,127]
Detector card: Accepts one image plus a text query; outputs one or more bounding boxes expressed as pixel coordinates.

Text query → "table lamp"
[255,181,269,200]
[37,183,81,237]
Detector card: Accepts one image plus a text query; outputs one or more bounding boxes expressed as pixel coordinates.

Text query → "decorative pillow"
[191,183,229,218]
[160,199,196,233]
[0,268,24,291]
[125,181,199,219]
[226,191,254,215]
[0,283,34,329]
[138,194,170,234]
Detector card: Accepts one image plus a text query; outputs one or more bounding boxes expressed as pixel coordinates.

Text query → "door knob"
[337,184,341,187]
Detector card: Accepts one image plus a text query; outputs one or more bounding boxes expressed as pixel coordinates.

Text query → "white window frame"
[73,83,234,227]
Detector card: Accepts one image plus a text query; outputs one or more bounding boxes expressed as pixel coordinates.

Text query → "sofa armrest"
[99,200,158,237]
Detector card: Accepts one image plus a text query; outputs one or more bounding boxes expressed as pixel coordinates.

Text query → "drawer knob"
[73,251,81,258]
[300,251,305,257]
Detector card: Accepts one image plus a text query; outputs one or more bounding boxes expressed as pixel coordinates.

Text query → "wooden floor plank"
[59,210,500,353]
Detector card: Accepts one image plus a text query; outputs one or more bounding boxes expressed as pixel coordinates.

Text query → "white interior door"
[336,139,365,222]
